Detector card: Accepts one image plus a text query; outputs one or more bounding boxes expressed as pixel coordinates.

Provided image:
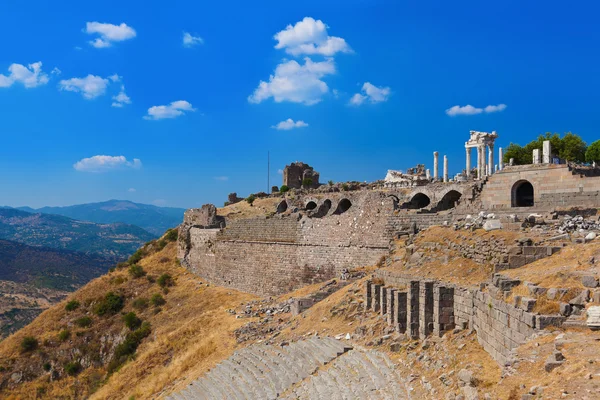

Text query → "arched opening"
[333,198,352,215]
[387,195,400,211]
[437,190,462,211]
[512,180,534,207]
[405,193,431,209]
[313,199,332,218]
[305,201,317,211]
[276,200,288,213]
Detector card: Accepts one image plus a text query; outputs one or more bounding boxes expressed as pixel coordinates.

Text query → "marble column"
[433,151,439,181]
[499,147,504,170]
[465,148,471,178]
[543,140,551,164]
[443,155,448,182]
[488,144,494,175]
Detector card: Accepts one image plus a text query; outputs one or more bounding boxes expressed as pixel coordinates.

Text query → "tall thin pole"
[267,151,270,193]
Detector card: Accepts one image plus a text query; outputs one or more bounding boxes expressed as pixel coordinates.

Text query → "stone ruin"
[283,162,320,189]
[384,164,429,187]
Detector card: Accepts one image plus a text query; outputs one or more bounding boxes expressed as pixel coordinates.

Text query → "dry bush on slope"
[0,238,258,400]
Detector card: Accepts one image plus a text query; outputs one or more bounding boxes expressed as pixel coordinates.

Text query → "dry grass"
[0,241,258,400]
[217,197,281,220]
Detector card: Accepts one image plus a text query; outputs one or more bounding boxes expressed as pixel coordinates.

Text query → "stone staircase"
[167,337,409,399]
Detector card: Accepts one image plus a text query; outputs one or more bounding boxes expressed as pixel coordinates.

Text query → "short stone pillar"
[419,281,434,340]
[426,169,431,180]
[498,147,504,170]
[371,284,382,312]
[394,291,407,333]
[443,155,448,182]
[380,286,388,316]
[433,152,439,181]
[509,158,514,166]
[533,149,540,164]
[386,288,397,326]
[407,281,420,339]
[543,140,551,164]
[488,144,494,175]
[365,281,373,310]
[433,286,455,337]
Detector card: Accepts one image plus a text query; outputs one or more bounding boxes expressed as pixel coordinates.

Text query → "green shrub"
[65,300,80,312]
[123,312,142,331]
[342,183,349,191]
[146,275,156,283]
[75,316,92,328]
[328,180,334,186]
[20,336,38,353]
[302,178,313,188]
[128,264,146,279]
[58,329,70,341]
[108,322,151,373]
[94,292,124,316]
[246,194,256,205]
[150,293,166,307]
[128,249,145,265]
[279,185,290,193]
[43,362,51,372]
[155,239,167,251]
[157,274,174,288]
[165,229,178,242]
[64,361,82,376]
[132,297,149,311]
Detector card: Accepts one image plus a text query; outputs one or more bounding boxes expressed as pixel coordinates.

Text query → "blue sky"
[1,0,599,209]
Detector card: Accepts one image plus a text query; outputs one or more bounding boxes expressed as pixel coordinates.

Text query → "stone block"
[587,306,600,330]
[559,302,571,317]
[519,297,536,312]
[581,275,599,288]
[536,315,566,330]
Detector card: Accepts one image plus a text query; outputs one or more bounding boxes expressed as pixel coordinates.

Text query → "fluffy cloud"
[144,100,196,120]
[0,62,49,88]
[85,22,136,48]
[59,75,109,99]
[445,103,507,116]
[272,118,309,130]
[349,82,391,106]
[112,86,131,107]
[183,32,204,47]
[249,57,335,105]
[274,17,352,56]
[73,155,142,173]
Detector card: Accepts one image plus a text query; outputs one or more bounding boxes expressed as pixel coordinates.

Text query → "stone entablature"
[465,130,499,179]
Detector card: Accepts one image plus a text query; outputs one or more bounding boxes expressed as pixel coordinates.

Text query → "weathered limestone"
[498,147,504,170]
[408,281,420,339]
[433,286,455,337]
[488,144,494,175]
[394,291,407,333]
[283,161,320,189]
[465,130,498,180]
[433,151,439,181]
[533,149,540,164]
[419,281,434,339]
[543,140,552,164]
[443,155,448,182]
[466,148,471,177]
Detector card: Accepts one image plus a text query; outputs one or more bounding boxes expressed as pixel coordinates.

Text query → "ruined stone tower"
[283,162,320,189]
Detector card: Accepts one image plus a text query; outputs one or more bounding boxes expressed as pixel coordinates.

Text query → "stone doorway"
[512,180,534,207]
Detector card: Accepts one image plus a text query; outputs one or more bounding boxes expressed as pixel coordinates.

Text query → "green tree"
[586,140,600,163]
[246,194,256,205]
[65,300,80,312]
[123,312,142,330]
[503,143,530,165]
[128,264,146,278]
[94,292,124,316]
[559,132,586,162]
[279,185,289,193]
[302,178,313,188]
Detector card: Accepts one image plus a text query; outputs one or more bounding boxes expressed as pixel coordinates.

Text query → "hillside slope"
[0,233,257,399]
[19,200,186,237]
[0,208,155,260]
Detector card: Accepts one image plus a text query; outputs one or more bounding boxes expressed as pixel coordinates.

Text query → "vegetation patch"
[108,322,151,373]
[94,292,125,316]
[128,264,146,279]
[157,274,174,289]
[75,316,92,328]
[123,312,142,331]
[150,293,166,307]
[64,361,82,376]
[20,336,38,353]
[65,300,80,312]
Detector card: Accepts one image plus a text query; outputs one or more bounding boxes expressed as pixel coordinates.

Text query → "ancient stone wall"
[370,271,543,366]
[480,164,600,209]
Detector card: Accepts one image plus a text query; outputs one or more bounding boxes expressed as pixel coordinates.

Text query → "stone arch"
[313,199,332,218]
[404,193,431,209]
[305,201,317,211]
[512,180,534,207]
[387,194,400,211]
[276,200,288,213]
[437,190,462,211]
[333,198,352,215]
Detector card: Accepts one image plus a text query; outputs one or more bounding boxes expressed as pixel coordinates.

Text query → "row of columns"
[432,146,505,182]
[433,152,449,182]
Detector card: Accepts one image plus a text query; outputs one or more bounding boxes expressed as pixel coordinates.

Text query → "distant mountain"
[0,208,154,260]
[17,200,186,236]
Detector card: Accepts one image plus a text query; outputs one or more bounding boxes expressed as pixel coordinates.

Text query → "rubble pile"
[557,215,600,235]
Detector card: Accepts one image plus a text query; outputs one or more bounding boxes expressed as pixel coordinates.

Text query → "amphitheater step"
[166,337,353,400]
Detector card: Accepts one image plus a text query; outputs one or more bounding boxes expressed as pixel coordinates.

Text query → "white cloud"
[274,17,352,56]
[183,32,204,47]
[249,57,335,105]
[112,86,131,107]
[73,155,142,173]
[128,188,136,192]
[484,104,507,113]
[144,100,196,120]
[85,22,136,48]
[51,67,61,76]
[214,176,229,181]
[349,82,391,106]
[0,62,49,88]
[59,74,109,99]
[446,103,507,116]
[108,74,121,82]
[272,118,309,130]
